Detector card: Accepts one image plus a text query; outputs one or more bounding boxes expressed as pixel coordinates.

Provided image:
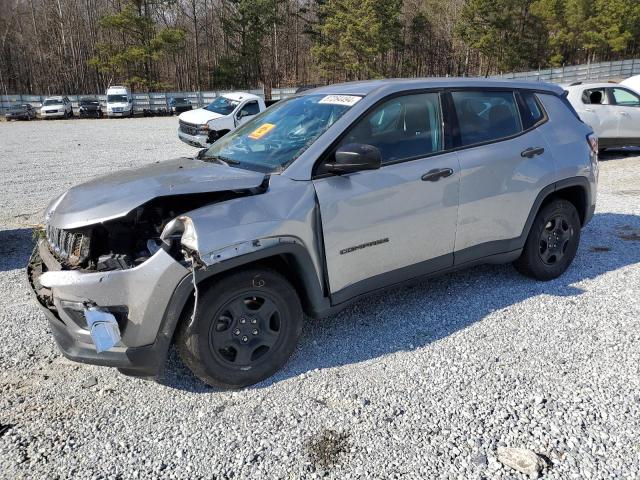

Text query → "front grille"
[45,224,91,266]
[179,120,200,136]
[113,107,123,112]
[45,109,59,113]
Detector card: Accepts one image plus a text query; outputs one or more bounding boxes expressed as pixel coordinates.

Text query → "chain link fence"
[3,59,640,114]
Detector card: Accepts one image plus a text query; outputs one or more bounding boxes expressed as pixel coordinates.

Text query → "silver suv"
[28,79,598,388]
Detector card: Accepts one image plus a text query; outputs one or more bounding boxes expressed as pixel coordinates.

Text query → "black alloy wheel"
[177,268,303,389]
[514,199,581,280]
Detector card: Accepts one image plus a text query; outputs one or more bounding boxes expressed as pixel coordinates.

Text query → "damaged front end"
[27,157,271,376]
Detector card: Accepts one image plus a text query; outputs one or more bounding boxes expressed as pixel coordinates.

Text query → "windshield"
[43,99,62,105]
[204,96,241,115]
[80,100,99,106]
[171,97,188,103]
[107,94,128,103]
[201,94,362,173]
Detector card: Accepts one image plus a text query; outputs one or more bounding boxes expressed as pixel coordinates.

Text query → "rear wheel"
[177,268,303,389]
[514,199,581,280]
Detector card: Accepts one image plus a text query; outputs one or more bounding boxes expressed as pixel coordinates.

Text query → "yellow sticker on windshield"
[248,123,275,140]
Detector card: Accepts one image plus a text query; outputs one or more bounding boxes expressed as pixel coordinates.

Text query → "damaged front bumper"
[27,239,189,377]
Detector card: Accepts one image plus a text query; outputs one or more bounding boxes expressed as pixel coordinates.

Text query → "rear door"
[609,87,640,140]
[578,87,618,139]
[451,89,557,261]
[313,92,460,298]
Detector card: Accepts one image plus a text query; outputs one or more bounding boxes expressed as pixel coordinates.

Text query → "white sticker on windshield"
[318,95,362,106]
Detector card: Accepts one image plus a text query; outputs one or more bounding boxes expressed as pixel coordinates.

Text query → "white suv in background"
[564,82,640,151]
[40,96,73,119]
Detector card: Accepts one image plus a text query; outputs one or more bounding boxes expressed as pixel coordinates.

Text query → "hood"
[80,104,100,110]
[178,108,224,125]
[46,157,266,229]
[7,108,27,114]
[42,104,63,109]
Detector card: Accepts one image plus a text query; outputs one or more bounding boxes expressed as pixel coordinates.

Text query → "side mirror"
[325,143,382,174]
[237,109,248,119]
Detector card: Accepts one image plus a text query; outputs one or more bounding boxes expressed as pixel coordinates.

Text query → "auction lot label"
[248,123,276,139]
[318,95,362,106]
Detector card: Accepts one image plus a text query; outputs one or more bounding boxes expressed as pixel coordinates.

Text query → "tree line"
[1,0,640,95]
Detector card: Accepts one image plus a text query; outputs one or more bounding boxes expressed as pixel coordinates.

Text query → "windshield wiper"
[201,154,241,166]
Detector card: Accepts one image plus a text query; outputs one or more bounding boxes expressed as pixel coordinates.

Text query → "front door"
[609,87,640,141]
[313,92,460,299]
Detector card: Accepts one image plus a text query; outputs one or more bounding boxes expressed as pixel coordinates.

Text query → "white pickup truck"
[177,92,267,147]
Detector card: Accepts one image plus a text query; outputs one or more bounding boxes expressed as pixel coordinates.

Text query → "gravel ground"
[1,117,639,479]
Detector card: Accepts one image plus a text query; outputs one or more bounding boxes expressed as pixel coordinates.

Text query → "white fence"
[3,58,640,114]
[490,58,640,83]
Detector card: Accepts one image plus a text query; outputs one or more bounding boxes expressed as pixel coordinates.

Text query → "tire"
[514,199,581,280]
[177,268,303,389]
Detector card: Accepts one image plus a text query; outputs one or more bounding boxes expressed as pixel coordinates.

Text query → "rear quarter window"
[451,90,522,147]
[520,92,546,129]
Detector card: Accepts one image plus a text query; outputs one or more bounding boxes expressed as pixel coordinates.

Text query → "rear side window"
[581,88,609,105]
[451,90,522,146]
[520,92,545,129]
[338,92,443,165]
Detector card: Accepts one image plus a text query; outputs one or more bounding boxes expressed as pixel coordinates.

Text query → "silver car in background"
[28,79,598,388]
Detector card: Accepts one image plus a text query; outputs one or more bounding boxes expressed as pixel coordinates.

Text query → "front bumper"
[178,129,210,148]
[107,110,132,117]
[40,110,65,118]
[27,239,189,376]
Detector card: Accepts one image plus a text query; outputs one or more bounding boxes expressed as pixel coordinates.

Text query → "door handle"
[521,147,545,158]
[618,111,630,117]
[421,168,453,182]
[584,108,595,113]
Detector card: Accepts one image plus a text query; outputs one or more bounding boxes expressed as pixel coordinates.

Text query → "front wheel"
[177,268,303,389]
[514,199,581,280]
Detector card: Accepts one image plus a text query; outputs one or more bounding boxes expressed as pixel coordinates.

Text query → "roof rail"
[568,81,582,86]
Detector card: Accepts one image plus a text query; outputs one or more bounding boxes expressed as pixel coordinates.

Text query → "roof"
[220,92,261,101]
[303,78,565,97]
[563,82,618,90]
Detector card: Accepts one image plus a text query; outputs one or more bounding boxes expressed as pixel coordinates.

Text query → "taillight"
[587,133,598,160]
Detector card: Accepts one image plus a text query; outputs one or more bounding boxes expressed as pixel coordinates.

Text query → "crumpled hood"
[178,108,224,125]
[46,157,266,229]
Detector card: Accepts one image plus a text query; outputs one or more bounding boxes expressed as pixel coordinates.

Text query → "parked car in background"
[168,96,193,114]
[106,86,134,118]
[40,96,73,119]
[142,107,170,117]
[79,98,103,118]
[4,103,36,120]
[28,79,598,389]
[177,92,265,147]
[565,82,640,150]
[620,74,640,94]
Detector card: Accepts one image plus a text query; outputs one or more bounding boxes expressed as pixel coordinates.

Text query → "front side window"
[240,101,260,116]
[611,88,640,107]
[201,94,360,173]
[336,93,443,164]
[451,90,522,146]
[205,96,241,115]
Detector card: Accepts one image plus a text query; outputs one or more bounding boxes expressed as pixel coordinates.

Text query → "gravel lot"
[1,117,639,479]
